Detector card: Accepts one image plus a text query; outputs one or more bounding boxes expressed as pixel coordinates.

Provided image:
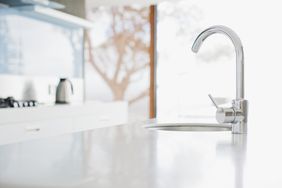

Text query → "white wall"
[0,12,84,103]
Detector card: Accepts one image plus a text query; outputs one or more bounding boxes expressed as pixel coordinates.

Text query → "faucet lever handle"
[208,94,219,109]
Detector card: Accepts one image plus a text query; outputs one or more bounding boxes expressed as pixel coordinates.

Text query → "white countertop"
[0,117,281,188]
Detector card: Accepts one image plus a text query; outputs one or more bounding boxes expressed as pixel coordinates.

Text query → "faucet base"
[232,122,247,134]
[232,99,248,134]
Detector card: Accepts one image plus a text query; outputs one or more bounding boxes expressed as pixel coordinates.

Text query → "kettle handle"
[68,79,74,94]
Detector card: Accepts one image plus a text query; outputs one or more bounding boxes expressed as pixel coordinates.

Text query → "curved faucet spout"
[192,25,244,99]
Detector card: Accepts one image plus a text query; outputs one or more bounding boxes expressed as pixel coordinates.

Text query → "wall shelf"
[0,5,93,29]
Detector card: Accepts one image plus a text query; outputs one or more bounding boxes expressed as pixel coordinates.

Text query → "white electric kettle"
[55,78,74,104]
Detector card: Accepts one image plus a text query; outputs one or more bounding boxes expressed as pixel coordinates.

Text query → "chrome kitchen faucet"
[192,25,248,134]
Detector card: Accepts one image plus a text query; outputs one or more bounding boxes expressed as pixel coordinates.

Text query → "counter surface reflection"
[0,122,279,188]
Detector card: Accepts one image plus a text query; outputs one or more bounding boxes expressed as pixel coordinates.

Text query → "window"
[156,0,235,121]
[85,4,153,121]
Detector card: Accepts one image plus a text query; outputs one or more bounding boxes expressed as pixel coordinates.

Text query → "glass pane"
[157,0,235,121]
[0,14,83,78]
[85,4,151,121]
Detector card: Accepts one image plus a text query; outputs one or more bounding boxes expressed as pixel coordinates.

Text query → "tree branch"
[85,32,112,86]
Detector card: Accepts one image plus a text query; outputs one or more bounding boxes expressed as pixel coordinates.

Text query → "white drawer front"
[0,102,128,145]
[0,124,26,145]
[0,119,73,145]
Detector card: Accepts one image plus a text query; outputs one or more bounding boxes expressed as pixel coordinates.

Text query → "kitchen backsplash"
[0,75,83,104]
[0,10,84,103]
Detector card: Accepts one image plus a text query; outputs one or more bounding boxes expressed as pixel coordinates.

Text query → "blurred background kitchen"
[0,0,155,122]
[1,0,280,127]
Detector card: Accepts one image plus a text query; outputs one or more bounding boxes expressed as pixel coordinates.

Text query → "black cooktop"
[0,97,38,108]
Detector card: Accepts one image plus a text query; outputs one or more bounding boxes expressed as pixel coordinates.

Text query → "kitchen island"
[0,120,281,188]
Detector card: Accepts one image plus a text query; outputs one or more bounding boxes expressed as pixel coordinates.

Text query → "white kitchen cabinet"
[0,101,128,145]
[0,5,94,29]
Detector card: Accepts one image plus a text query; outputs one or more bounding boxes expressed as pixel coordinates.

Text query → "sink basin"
[145,123,232,132]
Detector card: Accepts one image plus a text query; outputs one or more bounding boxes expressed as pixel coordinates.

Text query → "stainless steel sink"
[146,123,232,132]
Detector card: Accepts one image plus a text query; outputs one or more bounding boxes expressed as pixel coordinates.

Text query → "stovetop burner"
[0,97,38,108]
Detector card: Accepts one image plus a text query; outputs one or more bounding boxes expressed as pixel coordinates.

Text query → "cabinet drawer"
[0,119,73,145]
[0,102,128,145]
[0,123,26,145]
[22,119,73,140]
